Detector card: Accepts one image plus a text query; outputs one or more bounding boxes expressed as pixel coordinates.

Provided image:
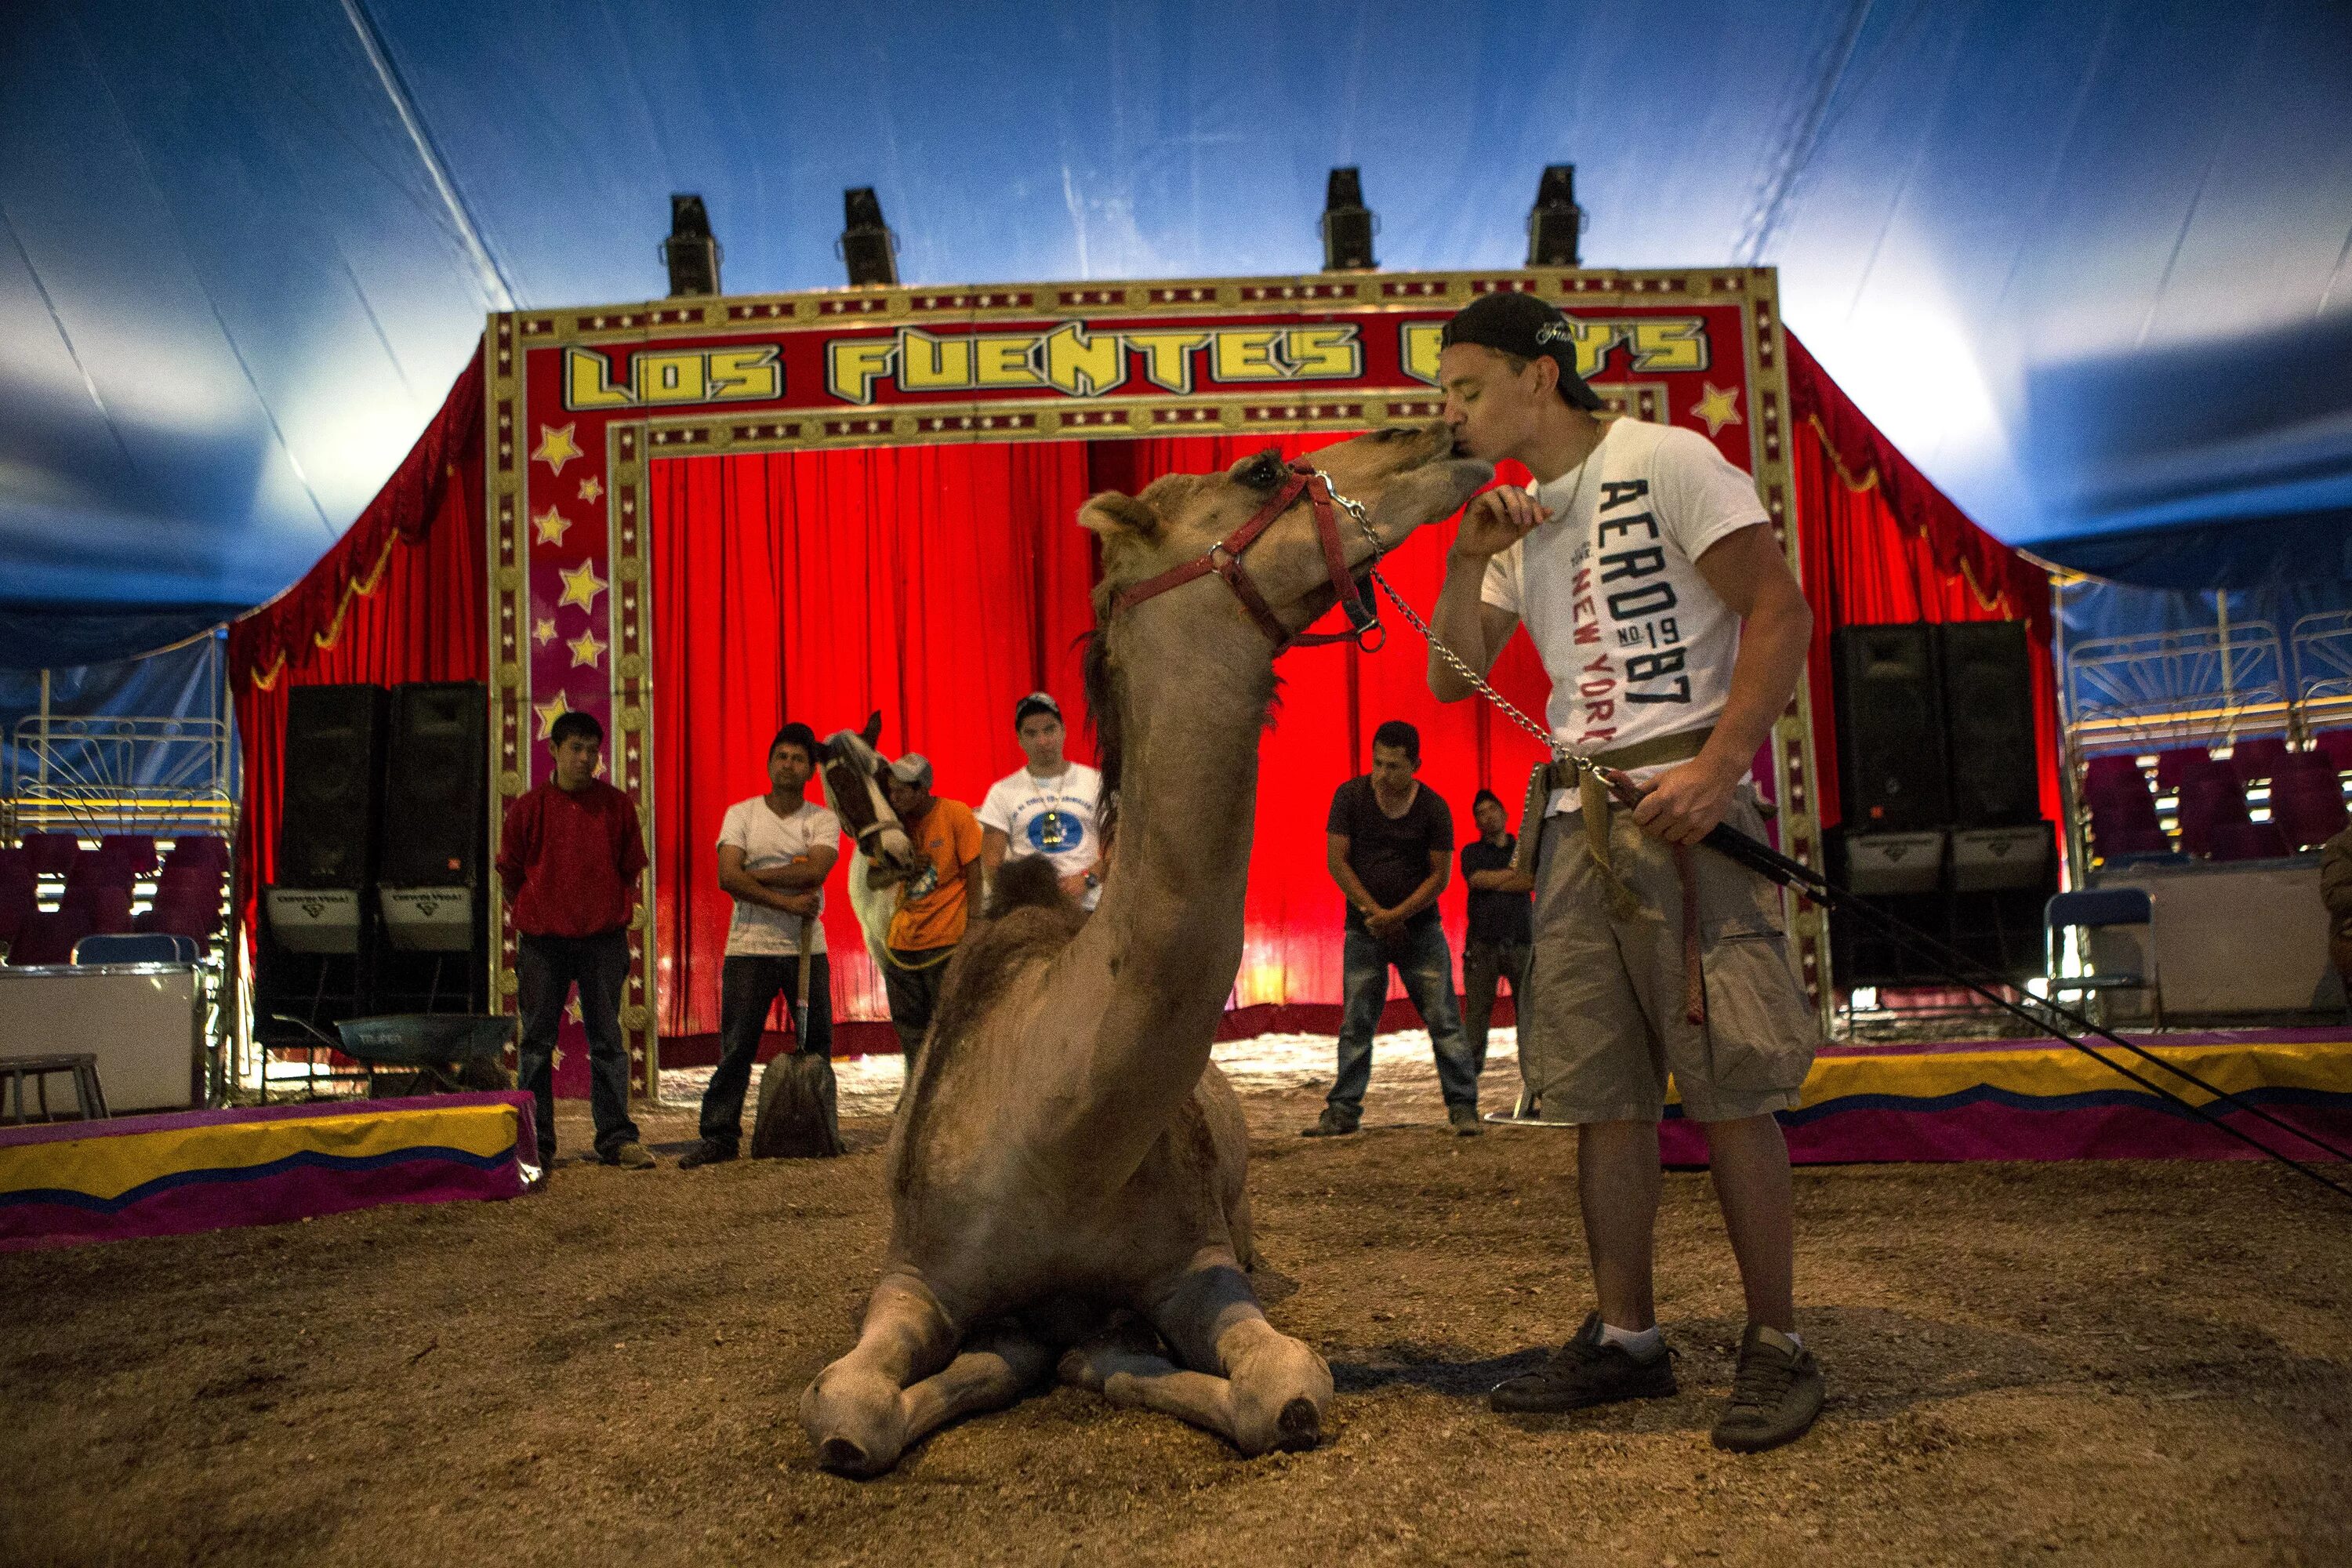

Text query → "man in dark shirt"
[495,710,654,1175]
[1305,720,1482,1138]
[1460,789,1536,1085]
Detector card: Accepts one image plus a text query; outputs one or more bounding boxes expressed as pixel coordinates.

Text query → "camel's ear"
[1079,491,1159,542]
[860,710,883,748]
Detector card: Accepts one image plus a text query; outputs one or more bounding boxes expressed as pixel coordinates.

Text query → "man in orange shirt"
[875,753,982,1065]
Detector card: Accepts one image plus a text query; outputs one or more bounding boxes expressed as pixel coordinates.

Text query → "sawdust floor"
[4,1040,2349,1568]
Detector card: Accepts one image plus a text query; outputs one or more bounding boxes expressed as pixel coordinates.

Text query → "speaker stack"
[259,681,489,1026]
[1829,621,2055,988]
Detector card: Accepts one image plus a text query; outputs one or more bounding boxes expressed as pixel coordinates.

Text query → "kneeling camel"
[802,423,1492,1475]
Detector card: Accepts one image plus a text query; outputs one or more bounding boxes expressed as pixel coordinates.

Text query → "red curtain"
[648,434,1554,1043]
[1784,333,2061,831]
[650,442,1101,1040]
[227,347,488,941]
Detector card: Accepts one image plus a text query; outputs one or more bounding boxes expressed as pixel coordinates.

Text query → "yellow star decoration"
[532,423,582,474]
[564,996,583,1025]
[533,688,572,739]
[567,628,608,669]
[532,616,558,646]
[550,1044,566,1072]
[532,504,572,546]
[556,559,607,612]
[1692,383,1744,437]
[577,476,604,504]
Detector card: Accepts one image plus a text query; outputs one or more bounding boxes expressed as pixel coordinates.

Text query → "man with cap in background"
[979,692,1108,910]
[1424,291,1825,1453]
[876,753,983,1065]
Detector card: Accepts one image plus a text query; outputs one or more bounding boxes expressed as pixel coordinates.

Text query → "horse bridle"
[1111,457,1386,653]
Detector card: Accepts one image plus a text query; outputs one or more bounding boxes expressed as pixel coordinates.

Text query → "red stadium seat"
[19,832,80,877]
[2208,819,2289,862]
[2082,754,2149,802]
[2091,822,2172,859]
[93,834,158,875]
[2153,747,2217,791]
[64,853,135,897]
[2270,752,2350,850]
[136,895,220,946]
[2224,736,2288,784]
[61,884,134,936]
[8,909,89,966]
[162,835,230,871]
[2175,770,2251,858]
[2313,731,2352,777]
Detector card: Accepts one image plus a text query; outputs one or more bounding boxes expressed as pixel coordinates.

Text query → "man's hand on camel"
[1626,759,1740,847]
[1450,487,1547,562]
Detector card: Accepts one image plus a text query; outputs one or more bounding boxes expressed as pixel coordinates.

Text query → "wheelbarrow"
[272,1014,516,1098]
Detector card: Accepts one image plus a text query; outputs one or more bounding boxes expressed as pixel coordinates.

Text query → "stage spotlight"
[1320,167,1376,271]
[660,194,720,297]
[1526,165,1582,267]
[839,187,899,287]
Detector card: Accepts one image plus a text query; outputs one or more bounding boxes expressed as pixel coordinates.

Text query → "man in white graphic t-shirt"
[681,721,842,1168]
[1424,292,1825,1453]
[978,691,1106,910]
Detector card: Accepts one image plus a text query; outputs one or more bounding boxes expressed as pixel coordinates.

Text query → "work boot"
[1710,1324,1824,1454]
[1449,1105,1484,1138]
[676,1138,735,1171]
[1490,1312,1679,1414]
[1301,1108,1359,1138]
[603,1141,658,1170]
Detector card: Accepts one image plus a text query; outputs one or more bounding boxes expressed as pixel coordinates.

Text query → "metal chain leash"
[1366,565,1569,764]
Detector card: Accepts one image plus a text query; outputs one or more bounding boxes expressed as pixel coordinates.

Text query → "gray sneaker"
[603,1141,658,1170]
[1710,1324,1824,1453]
[1301,1109,1359,1138]
[1490,1312,1678,1414]
[1449,1105,1484,1137]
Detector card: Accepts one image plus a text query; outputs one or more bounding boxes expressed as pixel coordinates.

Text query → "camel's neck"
[1066,618,1272,1135]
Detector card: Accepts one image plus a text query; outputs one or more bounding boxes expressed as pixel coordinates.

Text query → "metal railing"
[5,715,236,837]
[2289,611,2352,731]
[2063,619,2289,753]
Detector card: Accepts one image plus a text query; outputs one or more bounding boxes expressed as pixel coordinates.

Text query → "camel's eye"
[1236,451,1287,491]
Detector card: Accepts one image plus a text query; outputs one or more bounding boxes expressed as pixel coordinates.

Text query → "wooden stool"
[1,1054,109,1124]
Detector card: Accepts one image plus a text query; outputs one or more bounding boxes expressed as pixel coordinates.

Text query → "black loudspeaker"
[380,682,488,888]
[277,684,389,889]
[1832,625,1950,833]
[1937,620,2039,827]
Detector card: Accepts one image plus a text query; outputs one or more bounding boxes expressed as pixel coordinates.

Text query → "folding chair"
[2046,888,2161,1027]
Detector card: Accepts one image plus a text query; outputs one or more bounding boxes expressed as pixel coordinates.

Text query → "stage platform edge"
[0,1092,537,1251]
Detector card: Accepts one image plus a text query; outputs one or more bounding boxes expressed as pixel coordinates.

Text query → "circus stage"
[0,1092,536,1251]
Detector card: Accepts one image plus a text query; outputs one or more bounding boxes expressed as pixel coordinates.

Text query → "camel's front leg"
[1154,1258,1331,1455]
[1059,1261,1330,1457]
[800,1270,959,1477]
[897,1323,1056,1448]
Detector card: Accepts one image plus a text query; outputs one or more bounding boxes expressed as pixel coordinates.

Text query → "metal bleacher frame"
[3,712,245,1101]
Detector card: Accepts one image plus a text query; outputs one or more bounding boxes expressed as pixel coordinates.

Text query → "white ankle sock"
[1755,1324,1804,1354]
[1597,1321,1664,1359]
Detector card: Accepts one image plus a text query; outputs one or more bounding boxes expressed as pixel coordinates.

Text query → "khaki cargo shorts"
[1517,791,1819,1123]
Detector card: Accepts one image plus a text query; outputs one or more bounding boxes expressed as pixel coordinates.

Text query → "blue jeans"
[515,929,639,1163]
[1326,919,1479,1120]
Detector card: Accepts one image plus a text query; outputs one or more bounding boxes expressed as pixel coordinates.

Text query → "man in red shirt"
[496,711,655,1173]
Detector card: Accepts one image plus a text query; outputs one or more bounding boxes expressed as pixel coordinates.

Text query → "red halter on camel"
[1112,456,1385,653]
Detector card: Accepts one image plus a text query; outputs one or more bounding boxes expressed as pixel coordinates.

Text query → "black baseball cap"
[1013,691,1061,728]
[1439,293,1606,411]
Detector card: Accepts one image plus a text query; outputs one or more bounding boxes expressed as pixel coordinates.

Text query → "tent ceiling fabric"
[5,0,2348,620]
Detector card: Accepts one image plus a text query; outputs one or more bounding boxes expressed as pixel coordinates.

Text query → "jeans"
[1461,938,1533,1076]
[881,946,953,1069]
[515,929,639,1163]
[699,952,833,1149]
[1326,918,1479,1120]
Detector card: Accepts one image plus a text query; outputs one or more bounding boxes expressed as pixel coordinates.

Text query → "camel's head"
[818,716,922,877]
[1081,421,1492,644]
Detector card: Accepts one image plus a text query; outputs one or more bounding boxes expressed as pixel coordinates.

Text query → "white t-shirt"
[978,763,1105,906]
[1481,417,1769,814]
[717,796,840,956]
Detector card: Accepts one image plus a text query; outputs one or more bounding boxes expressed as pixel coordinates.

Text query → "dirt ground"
[3,1043,2348,1568]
